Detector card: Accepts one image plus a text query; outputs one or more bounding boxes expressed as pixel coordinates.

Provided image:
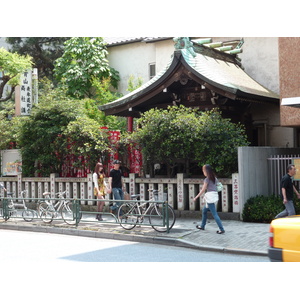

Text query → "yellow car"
[268,216,300,262]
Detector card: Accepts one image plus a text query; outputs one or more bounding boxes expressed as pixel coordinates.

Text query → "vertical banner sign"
[108,130,121,171]
[232,173,240,213]
[20,69,32,115]
[32,68,38,104]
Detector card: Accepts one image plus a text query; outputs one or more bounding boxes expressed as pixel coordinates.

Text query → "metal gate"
[267,154,300,195]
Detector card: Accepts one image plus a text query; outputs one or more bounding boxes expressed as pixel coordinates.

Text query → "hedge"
[242,194,300,223]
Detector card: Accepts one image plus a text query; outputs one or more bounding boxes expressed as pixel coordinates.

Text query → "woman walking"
[193,164,225,234]
[93,162,109,221]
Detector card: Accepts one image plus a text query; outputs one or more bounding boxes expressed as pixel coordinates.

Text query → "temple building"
[100,37,280,146]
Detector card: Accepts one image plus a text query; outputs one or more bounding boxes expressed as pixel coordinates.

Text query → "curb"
[0,222,268,257]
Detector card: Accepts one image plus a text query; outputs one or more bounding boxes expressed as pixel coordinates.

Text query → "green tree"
[194,109,249,176]
[122,106,249,177]
[18,82,110,176]
[5,37,69,81]
[0,106,27,149]
[0,47,33,102]
[54,37,120,99]
[127,75,143,92]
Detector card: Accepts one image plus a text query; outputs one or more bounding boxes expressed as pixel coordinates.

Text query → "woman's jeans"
[201,202,224,231]
[111,187,124,213]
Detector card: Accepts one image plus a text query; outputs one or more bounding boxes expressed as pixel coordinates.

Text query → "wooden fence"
[0,173,238,213]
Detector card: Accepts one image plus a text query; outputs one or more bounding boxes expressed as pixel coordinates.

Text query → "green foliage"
[5,37,69,80]
[62,116,110,169]
[0,47,33,101]
[242,194,300,223]
[0,105,27,149]
[83,77,126,131]
[193,109,249,176]
[18,81,110,176]
[18,95,81,176]
[127,75,143,92]
[122,106,249,176]
[54,37,120,99]
[242,195,283,223]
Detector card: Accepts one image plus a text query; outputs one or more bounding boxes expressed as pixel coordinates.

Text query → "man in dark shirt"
[108,160,125,213]
[275,164,300,218]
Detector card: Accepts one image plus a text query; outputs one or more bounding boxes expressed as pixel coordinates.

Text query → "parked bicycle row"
[0,189,176,233]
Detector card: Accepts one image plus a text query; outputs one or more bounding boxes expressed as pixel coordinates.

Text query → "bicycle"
[0,190,35,222]
[117,189,176,232]
[37,191,81,225]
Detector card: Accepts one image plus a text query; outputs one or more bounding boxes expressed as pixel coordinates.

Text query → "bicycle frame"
[131,190,169,226]
[43,192,69,216]
[118,191,173,232]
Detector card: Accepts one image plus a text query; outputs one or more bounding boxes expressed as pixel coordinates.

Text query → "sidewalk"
[0,213,270,257]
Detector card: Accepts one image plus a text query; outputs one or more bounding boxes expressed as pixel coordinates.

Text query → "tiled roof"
[104,37,145,46]
[181,48,279,99]
[104,37,172,46]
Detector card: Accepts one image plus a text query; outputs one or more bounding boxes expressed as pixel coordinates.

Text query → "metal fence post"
[3,198,9,221]
[74,199,80,227]
[165,201,169,233]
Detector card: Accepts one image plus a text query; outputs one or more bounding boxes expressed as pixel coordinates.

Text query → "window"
[149,63,156,80]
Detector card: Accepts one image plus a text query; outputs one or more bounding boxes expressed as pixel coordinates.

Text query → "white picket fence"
[0,173,238,213]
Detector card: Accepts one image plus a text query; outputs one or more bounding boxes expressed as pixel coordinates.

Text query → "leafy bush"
[18,83,110,176]
[122,106,249,177]
[242,194,300,223]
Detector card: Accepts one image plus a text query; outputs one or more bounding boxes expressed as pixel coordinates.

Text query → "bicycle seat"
[43,192,51,196]
[131,194,140,199]
[7,192,13,196]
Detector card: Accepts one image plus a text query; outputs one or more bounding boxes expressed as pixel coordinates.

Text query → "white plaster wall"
[239,37,279,94]
[239,38,294,147]
[107,39,174,95]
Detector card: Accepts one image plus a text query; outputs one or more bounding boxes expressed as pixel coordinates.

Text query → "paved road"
[0,229,268,262]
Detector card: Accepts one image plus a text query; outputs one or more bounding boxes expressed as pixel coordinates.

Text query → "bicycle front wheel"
[117,203,138,230]
[150,204,176,232]
[22,209,35,222]
[61,202,82,225]
[38,202,53,223]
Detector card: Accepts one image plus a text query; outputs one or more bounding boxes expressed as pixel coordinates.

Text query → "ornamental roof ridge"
[104,37,172,46]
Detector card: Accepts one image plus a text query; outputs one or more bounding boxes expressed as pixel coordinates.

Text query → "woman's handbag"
[216,179,223,192]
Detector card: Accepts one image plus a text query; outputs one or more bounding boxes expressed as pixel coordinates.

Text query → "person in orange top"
[93,162,109,221]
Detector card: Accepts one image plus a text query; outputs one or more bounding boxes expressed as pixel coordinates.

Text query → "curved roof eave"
[98,51,182,113]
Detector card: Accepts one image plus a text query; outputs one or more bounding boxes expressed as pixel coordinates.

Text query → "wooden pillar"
[189,184,196,211]
[177,173,185,210]
[221,184,229,212]
[129,173,136,195]
[127,116,133,132]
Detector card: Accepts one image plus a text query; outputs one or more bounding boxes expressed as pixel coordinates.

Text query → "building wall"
[279,37,300,127]
[239,37,294,147]
[107,39,174,95]
[239,37,280,94]
[238,146,300,214]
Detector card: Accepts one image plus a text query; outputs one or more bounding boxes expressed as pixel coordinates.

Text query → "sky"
[2,2,297,38]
